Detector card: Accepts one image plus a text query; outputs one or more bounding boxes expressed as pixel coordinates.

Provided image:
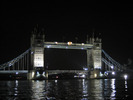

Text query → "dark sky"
[1,1,133,65]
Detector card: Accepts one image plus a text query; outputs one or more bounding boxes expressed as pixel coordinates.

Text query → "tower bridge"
[0,29,123,79]
[28,32,102,79]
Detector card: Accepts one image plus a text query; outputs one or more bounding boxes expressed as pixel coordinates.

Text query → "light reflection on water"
[0,79,132,100]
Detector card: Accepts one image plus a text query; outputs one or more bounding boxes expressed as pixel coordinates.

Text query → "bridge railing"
[102,50,123,71]
[0,48,31,70]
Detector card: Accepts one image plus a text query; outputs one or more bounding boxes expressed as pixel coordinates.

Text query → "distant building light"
[16,72,18,74]
[67,41,72,45]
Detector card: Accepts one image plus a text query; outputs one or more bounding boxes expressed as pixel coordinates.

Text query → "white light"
[55,80,57,83]
[81,43,84,45]
[94,73,97,77]
[55,42,58,44]
[83,68,88,71]
[47,45,50,48]
[124,74,128,80]
[37,71,40,76]
[9,63,12,67]
[42,72,45,76]
[112,72,115,75]
[81,48,84,50]
[100,72,103,77]
[104,71,108,76]
[82,74,85,77]
[32,72,35,78]
[16,72,18,74]
[111,66,114,69]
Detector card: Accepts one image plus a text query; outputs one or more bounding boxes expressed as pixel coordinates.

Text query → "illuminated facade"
[30,34,45,69]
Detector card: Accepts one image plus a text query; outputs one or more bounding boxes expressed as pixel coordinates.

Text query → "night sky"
[1,1,133,67]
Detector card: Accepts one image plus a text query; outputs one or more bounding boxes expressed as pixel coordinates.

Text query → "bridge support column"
[86,49,93,79]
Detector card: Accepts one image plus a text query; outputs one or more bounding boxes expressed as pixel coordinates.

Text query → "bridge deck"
[44,42,93,49]
[0,70,88,74]
[0,70,28,74]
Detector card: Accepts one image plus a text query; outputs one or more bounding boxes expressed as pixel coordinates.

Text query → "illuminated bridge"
[0,30,123,79]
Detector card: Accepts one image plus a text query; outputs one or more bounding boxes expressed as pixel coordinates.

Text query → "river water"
[0,79,133,100]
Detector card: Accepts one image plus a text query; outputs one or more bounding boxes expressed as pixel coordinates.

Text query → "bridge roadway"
[0,70,88,75]
[44,42,93,49]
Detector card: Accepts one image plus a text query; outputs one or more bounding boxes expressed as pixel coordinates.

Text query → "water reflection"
[90,79,104,100]
[0,79,132,99]
[82,79,89,98]
[31,80,48,99]
[31,79,105,100]
[110,79,116,99]
[14,80,18,96]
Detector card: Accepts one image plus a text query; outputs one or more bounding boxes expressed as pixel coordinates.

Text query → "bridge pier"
[27,69,48,80]
[28,31,47,80]
[86,37,102,79]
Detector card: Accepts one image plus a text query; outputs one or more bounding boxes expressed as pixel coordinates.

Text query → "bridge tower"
[87,36,102,78]
[27,28,47,79]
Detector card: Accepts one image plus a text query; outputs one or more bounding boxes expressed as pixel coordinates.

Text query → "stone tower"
[86,34,102,78]
[91,37,102,78]
[28,27,47,79]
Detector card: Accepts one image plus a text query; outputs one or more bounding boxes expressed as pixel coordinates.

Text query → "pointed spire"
[86,35,89,44]
[92,29,95,44]
[99,33,102,42]
[92,28,95,39]
[41,28,45,42]
[34,26,37,34]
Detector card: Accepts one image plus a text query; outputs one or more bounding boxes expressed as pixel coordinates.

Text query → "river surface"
[0,79,133,100]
